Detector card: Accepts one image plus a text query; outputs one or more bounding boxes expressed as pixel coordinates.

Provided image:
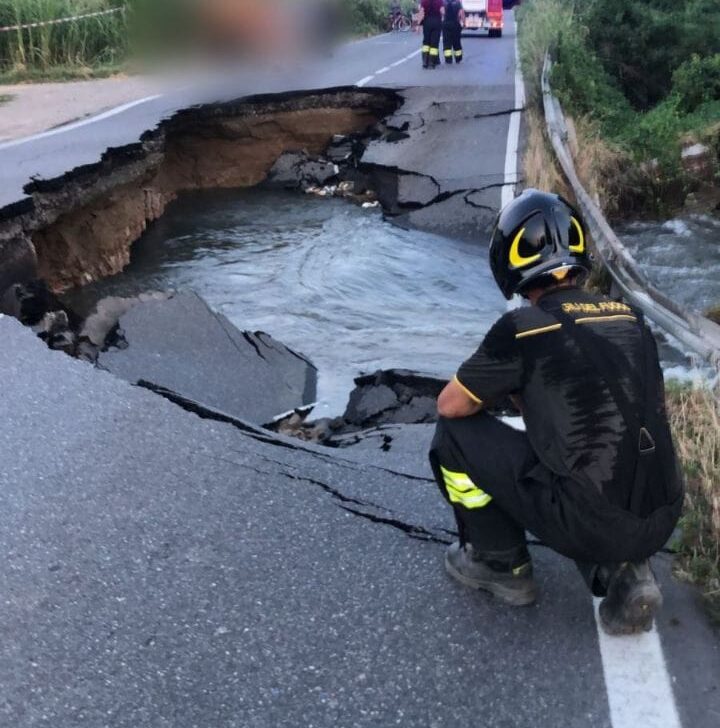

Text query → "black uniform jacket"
[454,286,684,558]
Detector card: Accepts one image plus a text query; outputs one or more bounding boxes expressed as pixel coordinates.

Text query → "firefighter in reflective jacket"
[429,189,684,635]
[419,0,444,69]
[443,0,465,64]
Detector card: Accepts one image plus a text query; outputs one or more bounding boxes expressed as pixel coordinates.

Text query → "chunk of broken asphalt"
[265,151,339,190]
[341,369,444,430]
[97,291,317,424]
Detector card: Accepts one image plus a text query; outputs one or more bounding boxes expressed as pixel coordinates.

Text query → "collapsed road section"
[0,82,521,296]
[2,30,720,726]
[0,83,520,419]
[0,88,398,294]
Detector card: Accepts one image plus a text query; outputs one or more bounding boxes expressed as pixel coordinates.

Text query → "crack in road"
[339,505,453,544]
[194,439,454,545]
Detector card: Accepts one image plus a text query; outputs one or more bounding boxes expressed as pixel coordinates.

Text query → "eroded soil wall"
[1,89,397,292]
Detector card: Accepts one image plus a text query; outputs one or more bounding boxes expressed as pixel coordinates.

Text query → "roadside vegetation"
[346,0,417,34]
[0,1,411,83]
[518,1,720,619]
[666,383,720,623]
[0,1,130,82]
[517,0,720,217]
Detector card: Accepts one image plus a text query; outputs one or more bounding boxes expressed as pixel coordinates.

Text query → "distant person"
[418,0,444,68]
[443,0,465,64]
[429,189,684,634]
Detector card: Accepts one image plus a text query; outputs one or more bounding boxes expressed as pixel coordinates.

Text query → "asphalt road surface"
[1,13,719,728]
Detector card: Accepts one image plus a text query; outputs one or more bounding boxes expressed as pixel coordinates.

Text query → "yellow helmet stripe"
[509,226,541,269]
[569,217,585,254]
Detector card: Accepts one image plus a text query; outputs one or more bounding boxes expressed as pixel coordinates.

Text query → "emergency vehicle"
[462,0,504,37]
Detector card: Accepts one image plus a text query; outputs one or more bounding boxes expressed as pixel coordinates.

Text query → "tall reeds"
[667,383,720,621]
[0,1,129,77]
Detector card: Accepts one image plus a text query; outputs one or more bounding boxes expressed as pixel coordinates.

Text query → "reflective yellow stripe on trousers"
[440,466,492,509]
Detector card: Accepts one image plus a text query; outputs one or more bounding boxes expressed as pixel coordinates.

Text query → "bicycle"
[387,12,412,32]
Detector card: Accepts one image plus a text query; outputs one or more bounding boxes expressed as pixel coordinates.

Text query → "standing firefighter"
[443,0,465,64]
[429,189,684,634]
[419,0,445,69]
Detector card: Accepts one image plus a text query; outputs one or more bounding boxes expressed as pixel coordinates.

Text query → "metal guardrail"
[542,55,720,367]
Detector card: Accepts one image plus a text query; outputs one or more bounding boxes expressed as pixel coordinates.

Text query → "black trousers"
[422,16,442,66]
[442,22,463,62]
[429,413,681,595]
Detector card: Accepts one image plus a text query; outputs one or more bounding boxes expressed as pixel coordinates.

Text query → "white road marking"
[0,95,163,151]
[355,49,421,87]
[593,598,682,728]
[504,22,526,315]
[500,31,525,210]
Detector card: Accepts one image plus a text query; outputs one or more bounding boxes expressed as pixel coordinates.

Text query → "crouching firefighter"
[443,0,464,64]
[429,189,684,634]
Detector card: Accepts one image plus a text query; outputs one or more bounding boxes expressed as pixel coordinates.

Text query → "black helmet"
[489,189,592,299]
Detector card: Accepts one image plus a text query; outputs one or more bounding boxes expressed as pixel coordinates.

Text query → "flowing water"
[617,214,720,315]
[66,189,506,415]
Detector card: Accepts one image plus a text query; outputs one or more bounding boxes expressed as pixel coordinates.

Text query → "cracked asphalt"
[1,11,719,728]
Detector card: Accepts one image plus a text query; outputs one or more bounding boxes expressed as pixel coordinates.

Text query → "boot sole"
[444,552,537,607]
[599,583,663,635]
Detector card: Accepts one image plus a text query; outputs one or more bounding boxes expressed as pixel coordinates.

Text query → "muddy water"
[617,214,720,314]
[66,189,505,415]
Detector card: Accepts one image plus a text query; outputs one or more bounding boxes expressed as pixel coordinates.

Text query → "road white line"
[0,94,163,151]
[504,25,526,313]
[355,49,421,87]
[500,32,525,210]
[593,598,682,728]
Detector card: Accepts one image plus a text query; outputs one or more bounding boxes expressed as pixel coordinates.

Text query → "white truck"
[462,0,504,38]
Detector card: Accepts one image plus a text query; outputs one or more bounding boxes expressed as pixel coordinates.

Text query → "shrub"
[580,0,720,111]
[516,0,575,103]
[345,0,414,34]
[672,54,720,114]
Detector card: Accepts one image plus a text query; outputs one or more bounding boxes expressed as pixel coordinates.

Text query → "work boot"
[422,52,429,68]
[444,541,537,606]
[598,560,663,635]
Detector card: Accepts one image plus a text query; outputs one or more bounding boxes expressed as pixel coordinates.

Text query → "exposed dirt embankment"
[0,88,398,292]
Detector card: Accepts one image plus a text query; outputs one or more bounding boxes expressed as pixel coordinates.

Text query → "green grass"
[0,59,125,83]
[0,1,129,79]
[0,1,409,81]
